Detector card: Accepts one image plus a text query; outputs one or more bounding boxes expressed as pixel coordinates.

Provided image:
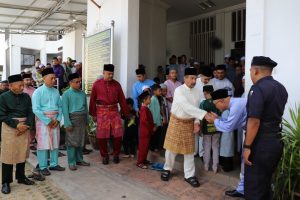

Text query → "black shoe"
[40,168,51,176]
[76,161,90,166]
[102,157,109,165]
[184,176,200,188]
[1,183,10,194]
[113,156,120,164]
[49,165,65,171]
[225,190,245,198]
[161,170,171,181]
[18,177,35,185]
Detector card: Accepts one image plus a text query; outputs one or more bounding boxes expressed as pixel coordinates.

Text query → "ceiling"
[0,0,87,35]
[164,0,245,22]
[0,0,245,35]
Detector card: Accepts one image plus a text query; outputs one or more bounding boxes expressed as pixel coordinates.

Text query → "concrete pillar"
[119,0,140,96]
[10,45,21,75]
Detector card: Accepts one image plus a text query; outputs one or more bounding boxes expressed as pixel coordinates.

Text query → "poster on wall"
[84,28,112,94]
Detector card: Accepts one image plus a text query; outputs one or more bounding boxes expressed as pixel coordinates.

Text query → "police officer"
[243,56,288,200]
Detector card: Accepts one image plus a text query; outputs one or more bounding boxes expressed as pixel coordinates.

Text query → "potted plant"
[273,104,300,200]
[86,115,99,150]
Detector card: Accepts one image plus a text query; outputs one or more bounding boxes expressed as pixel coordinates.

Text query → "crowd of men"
[0,54,288,200]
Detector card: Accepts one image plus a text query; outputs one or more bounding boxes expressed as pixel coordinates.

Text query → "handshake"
[204,112,219,123]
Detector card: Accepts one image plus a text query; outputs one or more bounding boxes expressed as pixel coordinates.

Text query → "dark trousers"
[158,124,168,150]
[123,126,137,155]
[2,162,26,184]
[150,126,162,151]
[245,137,283,200]
[98,137,122,158]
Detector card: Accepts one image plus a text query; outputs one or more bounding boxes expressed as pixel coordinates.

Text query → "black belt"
[259,132,282,139]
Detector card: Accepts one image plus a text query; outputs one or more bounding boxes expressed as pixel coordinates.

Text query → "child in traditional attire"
[200,85,221,173]
[122,98,138,158]
[136,91,155,169]
[148,84,162,151]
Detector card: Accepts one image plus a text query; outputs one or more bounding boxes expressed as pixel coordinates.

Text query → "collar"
[255,76,273,85]
[183,83,192,91]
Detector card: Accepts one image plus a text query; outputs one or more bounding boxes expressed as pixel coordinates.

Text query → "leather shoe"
[49,165,66,171]
[102,157,109,165]
[1,183,10,194]
[76,161,90,166]
[69,165,77,171]
[113,156,120,164]
[18,177,35,185]
[225,190,244,198]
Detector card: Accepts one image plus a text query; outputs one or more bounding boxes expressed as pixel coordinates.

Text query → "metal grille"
[190,16,215,64]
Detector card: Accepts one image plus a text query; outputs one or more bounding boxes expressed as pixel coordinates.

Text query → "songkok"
[160,83,167,89]
[203,85,214,93]
[22,73,32,79]
[103,64,114,72]
[68,73,80,82]
[41,67,55,77]
[211,89,229,100]
[135,68,145,75]
[224,54,230,58]
[1,80,8,84]
[251,56,277,68]
[200,67,213,77]
[151,84,161,91]
[8,74,23,83]
[215,64,226,71]
[184,67,197,76]
[138,91,150,101]
[240,56,245,61]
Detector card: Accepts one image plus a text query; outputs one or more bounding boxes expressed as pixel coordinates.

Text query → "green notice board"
[84,29,111,94]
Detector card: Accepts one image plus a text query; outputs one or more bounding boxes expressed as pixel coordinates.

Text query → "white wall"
[246,0,300,120]
[167,3,245,65]
[166,21,191,64]
[86,0,139,96]
[139,0,169,79]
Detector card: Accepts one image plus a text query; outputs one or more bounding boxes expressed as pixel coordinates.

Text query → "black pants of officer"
[2,162,26,184]
[245,136,283,200]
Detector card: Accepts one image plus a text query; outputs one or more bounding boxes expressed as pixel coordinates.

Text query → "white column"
[119,0,140,96]
[10,45,21,75]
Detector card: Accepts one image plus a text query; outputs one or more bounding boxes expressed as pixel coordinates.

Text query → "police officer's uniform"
[244,56,288,200]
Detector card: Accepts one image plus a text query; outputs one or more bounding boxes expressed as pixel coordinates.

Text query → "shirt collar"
[255,76,273,85]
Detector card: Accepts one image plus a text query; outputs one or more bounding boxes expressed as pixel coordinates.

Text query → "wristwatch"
[243,144,251,149]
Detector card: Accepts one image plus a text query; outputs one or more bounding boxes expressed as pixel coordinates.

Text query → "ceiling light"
[69,15,77,22]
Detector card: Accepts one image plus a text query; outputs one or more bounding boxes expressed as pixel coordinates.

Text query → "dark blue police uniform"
[245,57,288,200]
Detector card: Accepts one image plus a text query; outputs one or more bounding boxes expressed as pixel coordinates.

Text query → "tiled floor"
[0,147,244,200]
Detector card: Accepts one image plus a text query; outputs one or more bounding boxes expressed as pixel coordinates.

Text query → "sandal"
[161,170,171,181]
[184,176,200,188]
[136,163,148,169]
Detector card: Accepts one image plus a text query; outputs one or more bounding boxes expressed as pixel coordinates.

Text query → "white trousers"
[195,134,204,156]
[163,150,195,179]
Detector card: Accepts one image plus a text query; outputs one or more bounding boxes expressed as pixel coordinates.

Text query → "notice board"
[84,29,112,94]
